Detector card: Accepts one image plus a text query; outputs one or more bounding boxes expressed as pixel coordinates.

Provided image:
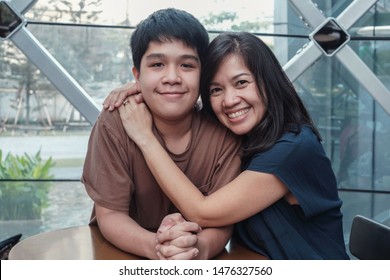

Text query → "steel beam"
[2,0,100,124]
[9,0,38,15]
[283,42,322,83]
[285,0,390,115]
[337,0,377,29]
[10,27,101,123]
[336,46,390,115]
[288,0,326,29]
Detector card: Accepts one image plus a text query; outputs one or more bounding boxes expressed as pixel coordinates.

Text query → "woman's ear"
[132,67,140,81]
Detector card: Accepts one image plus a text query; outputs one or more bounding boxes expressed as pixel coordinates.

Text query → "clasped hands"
[156,213,202,260]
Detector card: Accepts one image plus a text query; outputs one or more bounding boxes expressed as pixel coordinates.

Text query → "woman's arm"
[119,97,289,227]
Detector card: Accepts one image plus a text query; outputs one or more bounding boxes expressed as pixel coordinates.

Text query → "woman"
[110,32,349,260]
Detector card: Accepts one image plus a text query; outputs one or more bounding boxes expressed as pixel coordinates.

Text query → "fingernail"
[194,249,199,257]
[158,226,167,233]
[108,106,113,111]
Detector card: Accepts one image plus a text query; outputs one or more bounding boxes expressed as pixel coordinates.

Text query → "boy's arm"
[95,204,159,259]
[96,205,203,259]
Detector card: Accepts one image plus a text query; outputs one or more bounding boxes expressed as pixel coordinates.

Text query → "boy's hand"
[156,213,201,260]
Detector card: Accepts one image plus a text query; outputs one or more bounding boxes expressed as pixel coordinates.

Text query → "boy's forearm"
[96,207,158,259]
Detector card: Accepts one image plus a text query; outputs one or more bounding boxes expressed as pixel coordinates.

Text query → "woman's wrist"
[136,132,159,153]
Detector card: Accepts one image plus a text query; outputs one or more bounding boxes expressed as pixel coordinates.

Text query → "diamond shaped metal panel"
[0,1,23,39]
[310,18,350,56]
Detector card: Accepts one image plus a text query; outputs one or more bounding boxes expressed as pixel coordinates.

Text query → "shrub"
[0,149,55,220]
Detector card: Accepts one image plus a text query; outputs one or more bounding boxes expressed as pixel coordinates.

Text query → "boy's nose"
[162,66,181,84]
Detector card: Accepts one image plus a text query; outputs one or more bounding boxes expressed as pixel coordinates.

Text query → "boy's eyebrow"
[181,54,200,62]
[145,53,200,62]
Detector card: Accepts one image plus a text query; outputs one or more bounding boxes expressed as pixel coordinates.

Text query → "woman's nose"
[223,89,239,107]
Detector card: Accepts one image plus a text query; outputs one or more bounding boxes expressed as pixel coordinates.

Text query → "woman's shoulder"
[277,125,322,152]
[247,126,321,170]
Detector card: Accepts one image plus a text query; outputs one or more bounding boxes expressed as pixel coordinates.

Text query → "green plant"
[0,149,55,220]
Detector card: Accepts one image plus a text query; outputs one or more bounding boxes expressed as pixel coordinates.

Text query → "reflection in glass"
[311,18,349,56]
[0,1,23,39]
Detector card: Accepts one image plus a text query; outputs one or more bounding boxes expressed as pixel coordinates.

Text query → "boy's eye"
[181,63,194,68]
[151,62,164,67]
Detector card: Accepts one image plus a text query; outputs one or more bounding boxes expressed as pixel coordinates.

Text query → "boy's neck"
[153,112,193,154]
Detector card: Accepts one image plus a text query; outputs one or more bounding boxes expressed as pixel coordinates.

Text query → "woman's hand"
[118,95,153,147]
[103,82,142,111]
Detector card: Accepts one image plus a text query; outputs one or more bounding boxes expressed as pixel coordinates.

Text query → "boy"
[82,8,241,259]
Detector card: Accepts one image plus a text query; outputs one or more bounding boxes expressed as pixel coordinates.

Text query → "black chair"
[0,234,22,260]
[349,215,390,260]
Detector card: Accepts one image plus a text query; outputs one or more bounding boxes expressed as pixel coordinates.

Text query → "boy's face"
[133,39,201,122]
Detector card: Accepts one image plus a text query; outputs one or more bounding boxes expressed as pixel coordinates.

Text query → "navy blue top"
[234,126,349,259]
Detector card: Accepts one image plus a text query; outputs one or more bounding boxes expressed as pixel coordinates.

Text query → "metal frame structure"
[284,0,390,116]
[1,0,100,125]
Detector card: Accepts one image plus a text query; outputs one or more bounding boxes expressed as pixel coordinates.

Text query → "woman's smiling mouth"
[227,108,249,119]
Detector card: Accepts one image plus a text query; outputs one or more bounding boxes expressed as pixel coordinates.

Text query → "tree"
[1,1,105,130]
[200,11,270,32]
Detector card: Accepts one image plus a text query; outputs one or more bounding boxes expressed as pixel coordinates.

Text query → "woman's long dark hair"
[200,32,321,162]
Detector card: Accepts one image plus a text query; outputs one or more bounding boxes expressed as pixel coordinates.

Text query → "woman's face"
[208,55,265,135]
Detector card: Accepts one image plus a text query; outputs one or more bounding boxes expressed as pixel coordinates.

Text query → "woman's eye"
[209,87,221,96]
[237,80,248,87]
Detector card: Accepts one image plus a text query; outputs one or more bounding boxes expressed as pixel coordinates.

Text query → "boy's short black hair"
[130,8,209,70]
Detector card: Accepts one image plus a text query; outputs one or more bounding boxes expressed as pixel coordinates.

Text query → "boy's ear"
[132,67,140,80]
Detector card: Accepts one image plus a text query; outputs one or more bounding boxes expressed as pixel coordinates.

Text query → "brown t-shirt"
[82,109,241,231]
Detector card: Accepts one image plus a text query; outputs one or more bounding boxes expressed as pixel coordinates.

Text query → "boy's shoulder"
[96,108,122,128]
[92,108,128,139]
[194,110,224,131]
[194,110,240,142]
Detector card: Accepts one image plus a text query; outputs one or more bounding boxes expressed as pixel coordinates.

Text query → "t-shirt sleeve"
[82,110,133,212]
[208,132,242,195]
[246,129,340,219]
